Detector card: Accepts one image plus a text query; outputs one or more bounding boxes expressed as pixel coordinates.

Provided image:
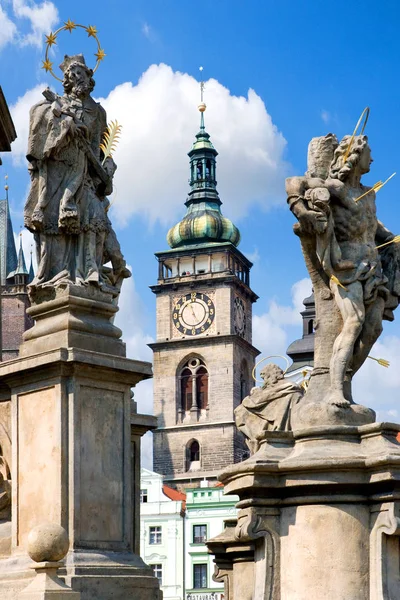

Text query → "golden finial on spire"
[4,174,8,192]
[198,66,206,113]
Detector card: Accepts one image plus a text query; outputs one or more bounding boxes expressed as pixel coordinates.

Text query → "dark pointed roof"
[15,235,28,276]
[0,191,18,285]
[28,253,34,284]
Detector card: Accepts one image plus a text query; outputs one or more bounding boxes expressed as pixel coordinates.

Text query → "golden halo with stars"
[42,20,106,82]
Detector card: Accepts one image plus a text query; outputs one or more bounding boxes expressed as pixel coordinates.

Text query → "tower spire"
[0,175,18,284]
[199,66,206,131]
[166,69,240,249]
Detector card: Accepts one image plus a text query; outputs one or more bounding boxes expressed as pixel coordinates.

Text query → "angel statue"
[24,54,129,298]
[286,120,400,427]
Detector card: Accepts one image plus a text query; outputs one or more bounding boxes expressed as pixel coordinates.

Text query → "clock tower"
[150,97,259,489]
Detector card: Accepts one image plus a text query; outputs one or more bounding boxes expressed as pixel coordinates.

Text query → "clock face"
[172,292,215,336]
[234,296,246,336]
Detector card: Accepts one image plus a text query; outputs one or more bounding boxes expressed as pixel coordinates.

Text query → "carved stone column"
[0,286,160,599]
[209,423,400,600]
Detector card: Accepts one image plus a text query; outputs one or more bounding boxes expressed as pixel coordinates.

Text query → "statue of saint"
[24,54,129,293]
[286,132,400,419]
[235,364,303,454]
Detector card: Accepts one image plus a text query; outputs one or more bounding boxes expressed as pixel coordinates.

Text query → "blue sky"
[2,0,400,456]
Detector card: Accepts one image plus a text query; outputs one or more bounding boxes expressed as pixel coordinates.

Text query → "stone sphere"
[27,523,69,562]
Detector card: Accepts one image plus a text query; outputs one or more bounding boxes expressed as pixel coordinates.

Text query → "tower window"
[205,159,211,179]
[179,358,208,413]
[186,439,201,471]
[308,319,314,335]
[196,160,202,179]
[181,368,193,411]
[190,440,200,461]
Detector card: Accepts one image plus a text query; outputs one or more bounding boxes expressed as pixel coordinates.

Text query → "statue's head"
[260,363,284,387]
[306,133,338,180]
[329,134,372,181]
[60,54,95,99]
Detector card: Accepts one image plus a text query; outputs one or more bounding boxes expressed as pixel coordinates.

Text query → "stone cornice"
[0,87,17,152]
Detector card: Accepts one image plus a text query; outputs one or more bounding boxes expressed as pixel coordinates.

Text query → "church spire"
[167,69,240,249]
[0,175,18,284]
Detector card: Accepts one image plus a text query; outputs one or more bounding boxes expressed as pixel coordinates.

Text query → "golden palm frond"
[368,356,390,368]
[330,275,348,291]
[354,172,396,203]
[100,120,122,165]
[376,235,400,250]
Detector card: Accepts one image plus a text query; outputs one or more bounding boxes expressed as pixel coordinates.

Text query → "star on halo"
[95,48,106,62]
[86,25,98,38]
[45,32,57,46]
[41,59,53,73]
[64,19,76,33]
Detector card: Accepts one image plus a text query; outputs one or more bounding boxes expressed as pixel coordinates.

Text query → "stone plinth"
[0,288,160,599]
[21,285,125,358]
[208,423,400,600]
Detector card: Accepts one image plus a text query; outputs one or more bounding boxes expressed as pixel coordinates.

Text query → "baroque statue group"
[237,112,400,452]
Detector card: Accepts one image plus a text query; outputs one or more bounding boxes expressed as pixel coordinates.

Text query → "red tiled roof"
[162,484,186,502]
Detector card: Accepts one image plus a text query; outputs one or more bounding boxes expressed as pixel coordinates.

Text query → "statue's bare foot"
[325,390,351,409]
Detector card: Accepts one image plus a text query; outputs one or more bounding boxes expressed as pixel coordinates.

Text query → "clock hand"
[190,304,197,320]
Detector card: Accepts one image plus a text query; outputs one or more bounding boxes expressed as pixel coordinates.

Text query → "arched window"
[308,319,314,335]
[179,358,209,414]
[205,159,211,179]
[197,160,202,180]
[186,439,201,471]
[196,366,208,409]
[189,440,200,461]
[181,368,193,411]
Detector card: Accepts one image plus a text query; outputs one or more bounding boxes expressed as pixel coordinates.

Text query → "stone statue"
[286,132,400,426]
[235,364,303,453]
[24,54,129,297]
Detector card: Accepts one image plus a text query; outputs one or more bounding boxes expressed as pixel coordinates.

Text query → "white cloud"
[253,277,311,363]
[0,4,17,49]
[353,334,400,421]
[114,269,154,362]
[10,65,288,229]
[13,228,36,272]
[0,0,58,51]
[10,83,49,165]
[142,22,151,39]
[115,272,155,468]
[321,109,330,124]
[12,0,58,47]
[97,63,288,227]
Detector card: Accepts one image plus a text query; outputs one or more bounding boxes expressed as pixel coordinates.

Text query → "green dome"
[167,108,240,249]
[167,202,240,248]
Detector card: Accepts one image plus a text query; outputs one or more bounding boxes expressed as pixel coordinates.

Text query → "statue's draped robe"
[235,379,303,452]
[24,94,109,285]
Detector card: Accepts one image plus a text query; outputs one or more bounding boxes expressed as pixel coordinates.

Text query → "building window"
[149,526,162,544]
[140,489,148,503]
[190,440,200,461]
[193,524,207,544]
[308,319,314,335]
[151,564,162,584]
[193,563,208,589]
[179,358,208,413]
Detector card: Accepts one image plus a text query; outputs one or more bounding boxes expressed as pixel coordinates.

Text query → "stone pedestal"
[0,289,160,599]
[208,423,400,600]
